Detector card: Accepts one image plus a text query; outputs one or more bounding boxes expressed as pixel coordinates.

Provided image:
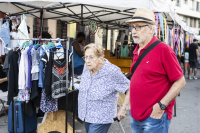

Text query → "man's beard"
[132,34,141,44]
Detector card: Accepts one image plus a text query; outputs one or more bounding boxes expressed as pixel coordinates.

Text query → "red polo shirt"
[130,36,183,121]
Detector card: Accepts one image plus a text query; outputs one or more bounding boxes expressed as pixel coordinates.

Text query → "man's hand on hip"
[150,103,165,119]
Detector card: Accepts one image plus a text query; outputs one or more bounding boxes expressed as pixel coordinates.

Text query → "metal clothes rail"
[10,37,76,133]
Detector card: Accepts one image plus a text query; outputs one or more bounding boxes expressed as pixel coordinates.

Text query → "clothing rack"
[10,37,75,133]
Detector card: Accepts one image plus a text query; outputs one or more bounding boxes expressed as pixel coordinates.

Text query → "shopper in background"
[189,39,199,80]
[70,32,85,75]
[184,47,190,76]
[78,43,130,133]
[125,8,185,133]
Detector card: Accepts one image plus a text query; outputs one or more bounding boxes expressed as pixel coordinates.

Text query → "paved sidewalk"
[0,69,199,133]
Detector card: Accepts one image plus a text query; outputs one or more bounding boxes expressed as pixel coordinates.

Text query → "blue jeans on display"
[129,111,171,133]
[84,122,111,133]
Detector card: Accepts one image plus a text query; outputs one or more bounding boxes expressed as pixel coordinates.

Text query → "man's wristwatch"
[121,105,129,111]
[158,101,167,110]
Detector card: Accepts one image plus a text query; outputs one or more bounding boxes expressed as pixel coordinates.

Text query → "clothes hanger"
[34,38,40,49]
[14,38,20,51]
[28,38,32,47]
[47,38,71,54]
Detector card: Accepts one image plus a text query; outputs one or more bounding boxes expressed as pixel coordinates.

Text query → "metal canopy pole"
[40,9,44,37]
[81,4,83,26]
[66,38,69,133]
[71,46,75,133]
[13,2,42,9]
[106,25,108,50]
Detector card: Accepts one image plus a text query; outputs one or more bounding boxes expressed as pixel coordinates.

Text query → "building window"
[183,16,188,26]
[176,0,181,6]
[184,0,188,4]
[194,18,196,27]
[190,0,194,10]
[198,20,200,28]
[190,18,193,27]
[197,2,199,11]
[199,30,200,35]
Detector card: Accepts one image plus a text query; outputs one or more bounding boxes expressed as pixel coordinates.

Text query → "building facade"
[169,0,200,35]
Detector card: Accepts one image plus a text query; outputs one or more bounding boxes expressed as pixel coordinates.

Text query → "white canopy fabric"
[0,0,197,36]
[0,0,171,29]
[0,0,150,9]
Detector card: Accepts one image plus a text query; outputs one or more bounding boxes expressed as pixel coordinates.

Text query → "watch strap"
[158,101,166,110]
[121,105,129,111]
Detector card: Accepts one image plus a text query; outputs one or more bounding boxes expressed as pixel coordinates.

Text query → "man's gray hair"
[148,24,157,36]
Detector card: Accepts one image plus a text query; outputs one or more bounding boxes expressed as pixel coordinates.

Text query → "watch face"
[161,105,166,110]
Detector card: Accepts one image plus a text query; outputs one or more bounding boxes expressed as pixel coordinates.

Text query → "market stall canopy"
[0,0,172,30]
[0,0,197,36]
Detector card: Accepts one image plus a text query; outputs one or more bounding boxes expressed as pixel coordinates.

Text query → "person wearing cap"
[121,8,186,132]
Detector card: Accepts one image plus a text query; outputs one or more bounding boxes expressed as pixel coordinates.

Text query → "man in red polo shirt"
[117,8,186,133]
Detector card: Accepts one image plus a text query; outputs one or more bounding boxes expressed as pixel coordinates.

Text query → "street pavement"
[0,69,199,133]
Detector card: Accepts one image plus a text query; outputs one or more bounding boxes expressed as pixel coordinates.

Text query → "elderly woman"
[78,43,130,133]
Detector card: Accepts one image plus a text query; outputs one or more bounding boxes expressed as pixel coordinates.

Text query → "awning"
[0,0,172,30]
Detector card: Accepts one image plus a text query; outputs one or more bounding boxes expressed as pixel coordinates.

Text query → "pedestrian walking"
[78,43,130,133]
[189,39,199,80]
[125,8,186,133]
[184,47,190,76]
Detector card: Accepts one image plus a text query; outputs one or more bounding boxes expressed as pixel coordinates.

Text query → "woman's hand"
[117,107,127,120]
[0,77,7,84]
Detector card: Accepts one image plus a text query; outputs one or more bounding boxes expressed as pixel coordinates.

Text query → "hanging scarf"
[159,24,161,39]
[170,30,173,49]
[180,33,183,54]
[176,39,180,55]
[175,26,179,43]
[167,25,169,45]
[173,25,175,50]
[158,13,164,41]
[156,13,159,38]
[164,18,167,43]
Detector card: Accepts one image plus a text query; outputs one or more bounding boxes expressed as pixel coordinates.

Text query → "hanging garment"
[40,88,58,112]
[17,15,29,47]
[18,47,29,89]
[17,47,30,103]
[27,46,33,89]
[7,51,20,105]
[17,89,30,103]
[51,57,67,99]
[10,32,18,48]
[120,45,128,57]
[0,40,5,56]
[38,46,46,88]
[0,21,11,53]
[31,47,40,81]
[42,48,71,97]
[0,18,3,28]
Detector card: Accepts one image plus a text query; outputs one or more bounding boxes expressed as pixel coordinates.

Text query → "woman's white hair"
[148,24,157,36]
